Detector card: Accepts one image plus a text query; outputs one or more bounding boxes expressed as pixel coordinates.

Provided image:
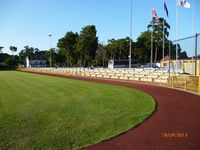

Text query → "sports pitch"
[0,71,155,149]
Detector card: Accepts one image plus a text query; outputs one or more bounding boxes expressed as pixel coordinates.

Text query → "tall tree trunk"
[119,50,121,60]
[102,56,105,67]
[154,46,158,66]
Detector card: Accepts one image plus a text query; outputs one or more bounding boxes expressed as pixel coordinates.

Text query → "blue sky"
[0,0,199,55]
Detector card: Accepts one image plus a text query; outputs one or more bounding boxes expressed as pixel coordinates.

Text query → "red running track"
[19,71,200,150]
[78,77,200,150]
[63,77,200,150]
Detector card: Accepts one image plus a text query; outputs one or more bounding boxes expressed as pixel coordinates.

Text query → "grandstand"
[18,67,200,94]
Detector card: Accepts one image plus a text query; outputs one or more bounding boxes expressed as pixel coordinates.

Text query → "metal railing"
[169,33,200,76]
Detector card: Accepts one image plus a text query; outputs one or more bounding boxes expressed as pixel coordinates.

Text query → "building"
[26,57,46,68]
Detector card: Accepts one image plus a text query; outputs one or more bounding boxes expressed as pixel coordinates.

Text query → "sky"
[0,0,200,56]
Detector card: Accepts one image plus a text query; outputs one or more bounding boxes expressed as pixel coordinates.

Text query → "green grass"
[0,71,155,150]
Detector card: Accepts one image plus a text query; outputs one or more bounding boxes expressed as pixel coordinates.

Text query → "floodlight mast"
[49,34,52,67]
[129,0,132,69]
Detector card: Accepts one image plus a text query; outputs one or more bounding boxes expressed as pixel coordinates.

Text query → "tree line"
[0,18,189,68]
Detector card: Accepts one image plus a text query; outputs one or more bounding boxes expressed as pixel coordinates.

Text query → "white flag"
[178,0,191,8]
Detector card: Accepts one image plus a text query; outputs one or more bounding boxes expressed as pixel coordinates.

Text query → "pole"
[49,34,52,67]
[150,4,154,68]
[195,33,198,75]
[163,19,165,61]
[151,26,153,68]
[162,0,165,61]
[169,41,171,84]
[169,40,171,71]
[129,0,132,68]
[176,0,178,72]
[192,0,195,74]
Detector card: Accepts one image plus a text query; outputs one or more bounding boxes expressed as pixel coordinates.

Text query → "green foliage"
[147,17,170,62]
[45,48,56,67]
[18,46,44,65]
[9,46,17,61]
[134,31,151,64]
[170,42,182,59]
[106,37,132,60]
[57,25,98,67]
[76,25,98,66]
[57,31,79,66]
[0,46,4,53]
[9,46,17,53]
[5,57,17,66]
[4,22,190,67]
[0,53,10,63]
[0,71,155,149]
[179,51,188,59]
[0,53,18,69]
[95,44,107,67]
[5,57,13,66]
[19,46,35,58]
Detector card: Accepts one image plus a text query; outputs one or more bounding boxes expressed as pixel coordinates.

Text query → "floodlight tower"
[49,34,52,67]
[129,0,133,68]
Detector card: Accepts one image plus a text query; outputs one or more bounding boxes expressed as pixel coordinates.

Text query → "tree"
[106,37,131,61]
[45,48,58,67]
[56,50,66,66]
[147,17,170,63]
[57,31,78,66]
[5,56,18,67]
[19,46,39,65]
[0,46,3,53]
[96,44,107,67]
[0,53,9,63]
[9,46,17,60]
[134,31,151,64]
[179,51,188,59]
[76,25,98,66]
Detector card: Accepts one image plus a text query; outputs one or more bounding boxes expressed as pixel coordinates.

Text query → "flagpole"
[163,0,165,61]
[192,0,195,74]
[151,21,153,68]
[150,5,153,68]
[163,19,165,62]
[129,0,132,69]
[176,0,178,72]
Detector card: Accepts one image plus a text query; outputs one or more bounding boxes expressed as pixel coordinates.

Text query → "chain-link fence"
[169,33,200,75]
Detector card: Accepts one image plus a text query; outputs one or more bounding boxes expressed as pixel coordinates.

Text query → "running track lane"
[78,77,200,150]
[19,71,200,150]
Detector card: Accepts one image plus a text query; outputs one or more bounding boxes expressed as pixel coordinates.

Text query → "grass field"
[0,71,155,149]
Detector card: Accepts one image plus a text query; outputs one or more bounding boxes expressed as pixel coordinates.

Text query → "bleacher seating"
[19,67,176,85]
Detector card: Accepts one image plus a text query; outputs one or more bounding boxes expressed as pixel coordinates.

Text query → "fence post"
[172,75,174,88]
[185,76,187,90]
[195,33,198,75]
[198,76,200,95]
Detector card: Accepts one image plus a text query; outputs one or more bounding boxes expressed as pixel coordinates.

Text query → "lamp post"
[48,34,52,67]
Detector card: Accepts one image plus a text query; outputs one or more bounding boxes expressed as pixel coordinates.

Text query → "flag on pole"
[164,1,169,17]
[152,7,159,21]
[178,0,191,8]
